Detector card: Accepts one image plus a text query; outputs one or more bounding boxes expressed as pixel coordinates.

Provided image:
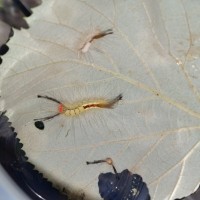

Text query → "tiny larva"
[86,158,150,200]
[78,28,113,54]
[76,28,114,60]
[34,94,122,130]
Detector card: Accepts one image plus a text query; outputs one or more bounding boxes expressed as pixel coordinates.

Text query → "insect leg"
[34,113,60,122]
[37,95,61,104]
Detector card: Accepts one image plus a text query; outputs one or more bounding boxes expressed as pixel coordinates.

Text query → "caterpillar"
[34,94,122,129]
[76,27,114,62]
[78,28,113,54]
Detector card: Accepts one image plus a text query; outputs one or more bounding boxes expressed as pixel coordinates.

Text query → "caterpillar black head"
[34,121,45,130]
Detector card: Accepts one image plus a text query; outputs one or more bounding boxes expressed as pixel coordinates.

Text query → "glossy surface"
[98,169,150,200]
[34,121,45,130]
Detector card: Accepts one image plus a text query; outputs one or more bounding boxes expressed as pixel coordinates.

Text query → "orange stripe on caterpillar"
[34,94,122,122]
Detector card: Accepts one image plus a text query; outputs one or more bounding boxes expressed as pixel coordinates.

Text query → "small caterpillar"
[79,28,113,54]
[86,158,118,175]
[86,158,150,200]
[76,28,113,62]
[34,94,122,128]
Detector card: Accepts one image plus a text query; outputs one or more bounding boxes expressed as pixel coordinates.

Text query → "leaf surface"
[0,0,200,199]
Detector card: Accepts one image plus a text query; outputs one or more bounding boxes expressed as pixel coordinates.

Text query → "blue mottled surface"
[98,169,150,200]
